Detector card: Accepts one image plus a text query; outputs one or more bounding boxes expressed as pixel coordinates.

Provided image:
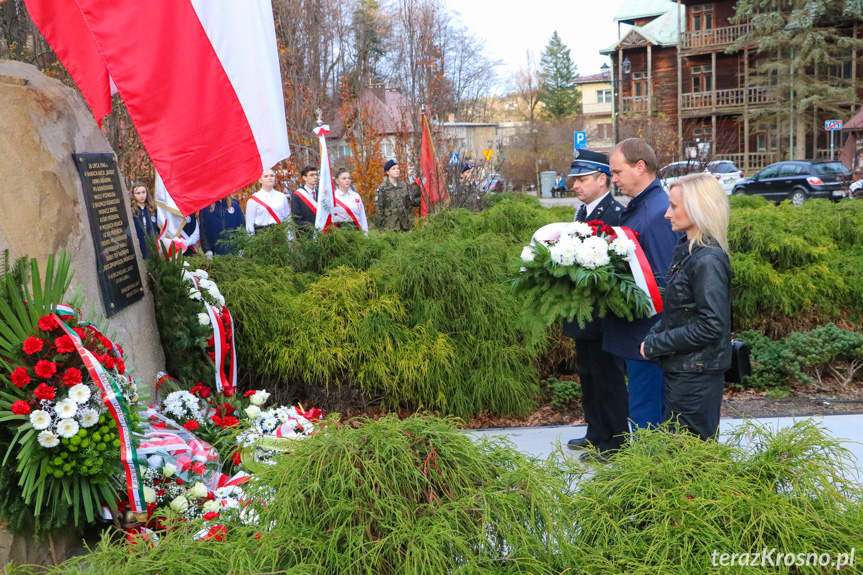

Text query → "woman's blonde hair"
[669,173,730,253]
[130,183,156,216]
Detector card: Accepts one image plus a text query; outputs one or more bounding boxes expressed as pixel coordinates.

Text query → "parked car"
[731,160,852,205]
[660,160,743,194]
[478,173,505,193]
[705,160,745,194]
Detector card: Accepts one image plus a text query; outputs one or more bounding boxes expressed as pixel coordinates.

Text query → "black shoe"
[579,451,611,464]
[566,437,592,450]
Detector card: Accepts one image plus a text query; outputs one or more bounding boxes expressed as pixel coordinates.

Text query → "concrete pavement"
[471,413,863,480]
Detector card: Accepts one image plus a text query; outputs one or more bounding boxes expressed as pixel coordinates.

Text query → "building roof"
[614,0,676,23]
[574,73,609,84]
[844,105,863,130]
[600,4,683,54]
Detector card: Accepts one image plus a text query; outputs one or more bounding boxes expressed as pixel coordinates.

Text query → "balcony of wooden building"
[680,86,775,117]
[621,95,656,115]
[679,23,753,55]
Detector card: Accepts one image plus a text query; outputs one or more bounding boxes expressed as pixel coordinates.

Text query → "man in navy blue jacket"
[604,138,682,430]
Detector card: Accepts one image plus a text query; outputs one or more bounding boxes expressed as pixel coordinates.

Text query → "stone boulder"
[0,59,164,391]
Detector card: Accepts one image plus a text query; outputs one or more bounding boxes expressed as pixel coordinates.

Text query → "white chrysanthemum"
[193,269,209,281]
[575,236,611,269]
[68,383,91,404]
[566,221,594,237]
[215,294,226,307]
[197,313,210,325]
[188,289,202,300]
[245,405,261,419]
[30,409,52,430]
[249,390,270,406]
[259,416,278,433]
[520,245,535,263]
[80,408,99,428]
[56,418,80,438]
[38,430,60,448]
[206,286,222,301]
[162,463,177,477]
[610,237,636,258]
[54,399,78,419]
[197,278,214,291]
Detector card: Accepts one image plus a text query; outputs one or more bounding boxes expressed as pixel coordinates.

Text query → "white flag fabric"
[314,126,335,231]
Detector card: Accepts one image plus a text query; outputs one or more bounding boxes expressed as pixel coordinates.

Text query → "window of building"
[692,65,713,92]
[693,127,712,138]
[381,140,394,158]
[690,4,714,30]
[597,123,613,139]
[756,124,778,153]
[596,89,612,103]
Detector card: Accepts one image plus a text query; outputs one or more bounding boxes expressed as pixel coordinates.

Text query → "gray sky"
[444,0,624,90]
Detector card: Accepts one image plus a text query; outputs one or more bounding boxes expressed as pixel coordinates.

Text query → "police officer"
[375,159,420,231]
[562,151,629,462]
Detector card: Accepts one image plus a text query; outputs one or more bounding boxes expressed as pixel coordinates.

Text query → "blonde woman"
[640,173,732,440]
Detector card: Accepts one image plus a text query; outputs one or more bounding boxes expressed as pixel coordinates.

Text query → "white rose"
[169,495,189,513]
[193,270,209,280]
[162,463,177,477]
[197,312,210,325]
[249,390,270,406]
[245,405,261,419]
[202,499,220,514]
[143,487,157,503]
[520,245,535,263]
[187,481,208,499]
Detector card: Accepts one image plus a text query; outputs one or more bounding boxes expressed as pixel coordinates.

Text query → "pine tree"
[539,31,581,118]
[732,0,863,158]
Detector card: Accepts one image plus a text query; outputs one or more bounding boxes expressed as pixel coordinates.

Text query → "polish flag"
[24,0,290,217]
[314,125,334,231]
[417,113,447,216]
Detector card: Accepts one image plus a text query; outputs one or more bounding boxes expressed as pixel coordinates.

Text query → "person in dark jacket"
[200,194,245,257]
[130,183,157,260]
[641,173,732,440]
[291,165,318,233]
[560,151,628,461]
[605,138,683,430]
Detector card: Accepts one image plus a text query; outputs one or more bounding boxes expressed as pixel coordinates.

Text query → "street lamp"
[602,58,632,145]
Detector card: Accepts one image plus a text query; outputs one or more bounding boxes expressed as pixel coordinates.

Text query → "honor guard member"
[245,168,290,234]
[200,194,245,258]
[605,138,682,431]
[561,151,629,462]
[291,165,319,233]
[332,168,369,234]
[130,183,157,260]
[375,159,421,231]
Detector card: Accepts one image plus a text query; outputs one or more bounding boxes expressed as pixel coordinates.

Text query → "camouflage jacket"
[374,179,420,231]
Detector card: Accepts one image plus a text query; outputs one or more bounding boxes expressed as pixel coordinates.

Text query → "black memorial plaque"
[73,153,144,317]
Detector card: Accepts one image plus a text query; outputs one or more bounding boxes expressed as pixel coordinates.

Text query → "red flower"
[153,421,167,429]
[73,327,88,340]
[191,461,206,475]
[22,337,44,355]
[33,383,56,401]
[243,390,256,398]
[205,492,215,502]
[11,367,30,388]
[221,385,235,398]
[221,416,240,428]
[116,344,124,357]
[191,384,211,399]
[202,511,219,521]
[38,315,57,331]
[62,368,82,387]
[155,489,165,497]
[183,420,200,431]
[210,414,224,427]
[34,360,57,379]
[298,407,323,421]
[115,358,126,375]
[206,335,215,348]
[10,400,31,415]
[101,355,116,370]
[206,525,226,542]
[218,403,234,417]
[54,335,76,354]
[231,450,242,465]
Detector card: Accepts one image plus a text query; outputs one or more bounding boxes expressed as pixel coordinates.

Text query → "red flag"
[417,113,446,217]
[23,0,290,217]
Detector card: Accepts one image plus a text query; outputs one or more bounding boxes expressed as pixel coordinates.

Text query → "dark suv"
[732,160,851,205]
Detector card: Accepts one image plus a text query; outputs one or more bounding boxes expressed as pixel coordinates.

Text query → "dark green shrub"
[735,330,809,392]
[544,377,581,408]
[571,420,863,574]
[728,193,769,209]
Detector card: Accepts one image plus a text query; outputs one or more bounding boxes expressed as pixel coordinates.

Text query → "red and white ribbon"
[611,227,663,316]
[52,313,145,513]
[188,276,237,394]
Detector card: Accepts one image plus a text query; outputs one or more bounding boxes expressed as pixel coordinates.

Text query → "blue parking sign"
[574,131,587,150]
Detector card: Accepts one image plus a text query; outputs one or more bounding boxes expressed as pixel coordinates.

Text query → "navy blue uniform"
[199,198,245,256]
[132,207,157,260]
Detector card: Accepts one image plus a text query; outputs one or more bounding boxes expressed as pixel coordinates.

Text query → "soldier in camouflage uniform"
[375,159,421,231]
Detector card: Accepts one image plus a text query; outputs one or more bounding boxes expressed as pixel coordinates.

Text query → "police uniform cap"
[568,150,611,177]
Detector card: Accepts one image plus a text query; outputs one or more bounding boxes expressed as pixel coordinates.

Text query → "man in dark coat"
[291,165,319,234]
[604,138,683,431]
[561,150,629,461]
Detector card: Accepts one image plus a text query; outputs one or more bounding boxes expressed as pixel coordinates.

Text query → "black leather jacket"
[642,237,732,373]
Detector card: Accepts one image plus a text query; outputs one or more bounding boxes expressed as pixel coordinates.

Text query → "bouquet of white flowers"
[514,220,657,327]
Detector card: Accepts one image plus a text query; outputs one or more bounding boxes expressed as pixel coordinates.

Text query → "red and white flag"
[314,125,334,231]
[24,0,290,216]
[417,113,447,217]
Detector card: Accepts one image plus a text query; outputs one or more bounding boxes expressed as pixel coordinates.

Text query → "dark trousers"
[576,339,629,452]
[624,358,665,430]
[664,370,725,440]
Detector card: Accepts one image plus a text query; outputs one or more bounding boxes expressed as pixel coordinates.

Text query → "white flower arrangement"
[197,312,210,325]
[37,430,60,448]
[54,398,78,419]
[248,390,270,406]
[56,418,80,439]
[80,408,99,428]
[68,383,91,404]
[163,390,203,422]
[30,409,51,430]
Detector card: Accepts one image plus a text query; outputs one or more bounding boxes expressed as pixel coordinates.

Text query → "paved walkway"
[538,195,632,209]
[471,413,863,480]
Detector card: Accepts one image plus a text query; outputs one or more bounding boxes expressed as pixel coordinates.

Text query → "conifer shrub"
[571,420,863,574]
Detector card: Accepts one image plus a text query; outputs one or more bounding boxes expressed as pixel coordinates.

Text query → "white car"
[706,160,745,194]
